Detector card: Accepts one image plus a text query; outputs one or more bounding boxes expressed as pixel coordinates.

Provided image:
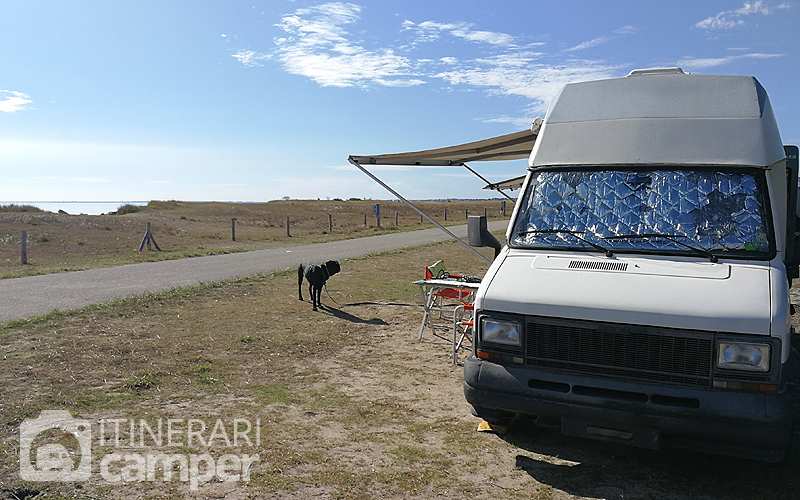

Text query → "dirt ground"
[1,236,799,499]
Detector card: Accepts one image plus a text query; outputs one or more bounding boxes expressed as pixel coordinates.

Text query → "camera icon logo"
[20,410,91,482]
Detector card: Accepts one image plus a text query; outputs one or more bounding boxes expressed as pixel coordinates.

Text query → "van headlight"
[717,342,770,372]
[481,318,521,347]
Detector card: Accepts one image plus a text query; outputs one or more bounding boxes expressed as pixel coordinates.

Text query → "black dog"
[298,260,341,311]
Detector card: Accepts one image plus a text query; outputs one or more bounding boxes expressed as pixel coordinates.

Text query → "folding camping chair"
[418,260,475,343]
[452,302,474,365]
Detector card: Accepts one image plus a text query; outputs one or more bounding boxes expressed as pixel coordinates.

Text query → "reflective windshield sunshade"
[511,170,772,257]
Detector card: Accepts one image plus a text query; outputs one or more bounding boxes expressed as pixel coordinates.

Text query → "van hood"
[479,251,772,335]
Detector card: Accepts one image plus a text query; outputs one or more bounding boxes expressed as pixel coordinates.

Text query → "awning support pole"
[460,163,515,201]
[348,157,491,264]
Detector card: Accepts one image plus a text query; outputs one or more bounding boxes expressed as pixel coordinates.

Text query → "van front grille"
[525,318,713,387]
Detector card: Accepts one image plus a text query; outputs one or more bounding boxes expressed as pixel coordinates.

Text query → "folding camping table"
[413,278,481,363]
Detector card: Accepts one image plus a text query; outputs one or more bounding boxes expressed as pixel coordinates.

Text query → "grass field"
[1,233,800,499]
[0,199,512,279]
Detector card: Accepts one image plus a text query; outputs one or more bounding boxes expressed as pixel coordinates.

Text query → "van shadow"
[495,420,800,500]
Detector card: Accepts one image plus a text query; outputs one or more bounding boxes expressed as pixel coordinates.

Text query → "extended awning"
[347,119,541,264]
[349,127,537,167]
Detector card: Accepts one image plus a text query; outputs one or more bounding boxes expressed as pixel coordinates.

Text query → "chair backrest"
[425,260,448,280]
[425,260,470,299]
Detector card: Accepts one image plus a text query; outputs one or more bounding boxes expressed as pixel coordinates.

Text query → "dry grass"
[0,199,512,279]
[1,238,799,499]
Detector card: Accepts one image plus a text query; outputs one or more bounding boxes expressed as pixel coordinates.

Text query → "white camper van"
[465,68,799,462]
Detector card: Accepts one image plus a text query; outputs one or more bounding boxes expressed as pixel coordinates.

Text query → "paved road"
[0,220,508,322]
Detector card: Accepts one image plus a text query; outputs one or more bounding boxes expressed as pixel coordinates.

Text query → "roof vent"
[627,67,686,77]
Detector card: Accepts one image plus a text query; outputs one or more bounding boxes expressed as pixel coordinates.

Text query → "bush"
[0,204,44,213]
[115,204,141,215]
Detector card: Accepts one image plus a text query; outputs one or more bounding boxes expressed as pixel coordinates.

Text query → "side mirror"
[468,215,501,259]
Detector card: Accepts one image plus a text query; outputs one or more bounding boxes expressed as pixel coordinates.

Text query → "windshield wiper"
[603,233,718,263]
[518,229,613,257]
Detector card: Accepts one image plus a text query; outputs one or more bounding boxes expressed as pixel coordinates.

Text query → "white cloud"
[696,16,745,30]
[565,36,612,52]
[449,27,515,46]
[0,90,32,113]
[678,52,784,70]
[695,1,774,30]
[614,26,638,35]
[272,2,421,87]
[435,54,618,114]
[402,20,515,47]
[232,50,270,67]
[565,25,638,52]
[733,1,772,14]
[237,4,619,116]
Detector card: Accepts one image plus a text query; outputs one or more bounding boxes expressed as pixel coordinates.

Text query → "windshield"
[511,169,774,259]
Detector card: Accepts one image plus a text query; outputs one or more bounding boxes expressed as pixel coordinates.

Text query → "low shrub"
[114,204,141,215]
[0,204,44,213]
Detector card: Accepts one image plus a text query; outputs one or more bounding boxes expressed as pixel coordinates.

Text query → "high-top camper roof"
[532,70,785,168]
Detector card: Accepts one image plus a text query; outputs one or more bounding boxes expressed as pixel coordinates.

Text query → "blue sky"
[1,1,798,204]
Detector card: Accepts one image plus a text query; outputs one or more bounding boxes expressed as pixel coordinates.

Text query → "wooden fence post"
[138,222,162,252]
[329,214,333,233]
[395,211,398,226]
[20,230,27,265]
[465,209,468,220]
[444,208,447,221]
[286,216,291,237]
[364,214,367,226]
[231,218,236,241]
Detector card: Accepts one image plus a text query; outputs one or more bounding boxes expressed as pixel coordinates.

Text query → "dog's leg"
[309,284,317,311]
[298,265,304,301]
[315,284,323,310]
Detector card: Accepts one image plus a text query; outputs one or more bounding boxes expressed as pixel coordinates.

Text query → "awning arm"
[460,163,515,201]
[482,174,527,193]
[348,157,492,264]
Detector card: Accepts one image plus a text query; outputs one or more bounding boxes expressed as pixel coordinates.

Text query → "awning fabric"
[349,129,536,167]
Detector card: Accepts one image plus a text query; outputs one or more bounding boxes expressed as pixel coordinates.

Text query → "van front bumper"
[463,357,795,462]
